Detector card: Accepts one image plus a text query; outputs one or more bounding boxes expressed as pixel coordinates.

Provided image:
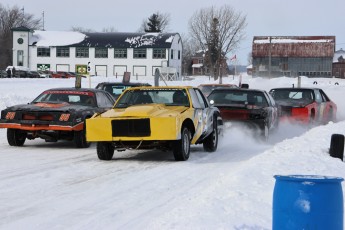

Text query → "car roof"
[270,87,321,91]
[210,88,266,93]
[198,84,237,87]
[43,87,108,93]
[124,86,194,90]
[97,82,151,86]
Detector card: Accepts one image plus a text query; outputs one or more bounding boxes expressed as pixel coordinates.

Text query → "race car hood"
[275,99,311,107]
[99,104,188,118]
[4,102,91,113]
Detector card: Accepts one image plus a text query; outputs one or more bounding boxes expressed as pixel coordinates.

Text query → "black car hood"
[5,102,92,113]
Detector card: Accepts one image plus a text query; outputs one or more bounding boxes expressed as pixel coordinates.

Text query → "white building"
[11,26,183,77]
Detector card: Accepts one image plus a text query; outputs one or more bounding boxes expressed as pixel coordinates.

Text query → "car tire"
[97,142,115,160]
[203,117,218,152]
[260,122,269,142]
[74,123,90,148]
[7,128,26,146]
[173,127,191,161]
[329,134,344,161]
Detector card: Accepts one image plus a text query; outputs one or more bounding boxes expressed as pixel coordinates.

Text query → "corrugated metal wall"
[252,36,335,77]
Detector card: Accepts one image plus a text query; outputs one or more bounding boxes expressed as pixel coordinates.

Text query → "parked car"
[38,71,52,78]
[57,71,75,78]
[86,86,223,161]
[95,82,152,100]
[207,88,279,141]
[50,71,66,78]
[198,83,239,97]
[0,70,7,78]
[28,71,40,78]
[0,88,115,148]
[269,87,337,125]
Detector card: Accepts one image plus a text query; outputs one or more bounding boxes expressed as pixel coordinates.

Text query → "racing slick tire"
[74,125,90,148]
[173,127,191,161]
[203,118,218,152]
[97,142,115,161]
[329,134,344,161]
[7,128,26,146]
[259,122,269,142]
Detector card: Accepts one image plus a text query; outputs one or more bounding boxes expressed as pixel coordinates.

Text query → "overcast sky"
[2,0,345,65]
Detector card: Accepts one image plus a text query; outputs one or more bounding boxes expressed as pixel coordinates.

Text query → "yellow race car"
[86,86,223,161]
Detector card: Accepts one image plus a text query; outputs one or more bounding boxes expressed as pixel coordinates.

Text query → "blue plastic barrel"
[273,175,344,230]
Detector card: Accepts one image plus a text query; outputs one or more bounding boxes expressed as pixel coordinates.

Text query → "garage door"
[133,66,146,76]
[114,65,127,77]
[95,65,107,77]
[56,64,69,71]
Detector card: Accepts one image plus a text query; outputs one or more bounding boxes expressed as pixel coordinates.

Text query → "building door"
[95,65,107,77]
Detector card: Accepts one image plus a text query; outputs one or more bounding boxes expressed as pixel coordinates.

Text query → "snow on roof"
[125,33,162,48]
[165,35,174,43]
[30,31,86,47]
[254,38,334,44]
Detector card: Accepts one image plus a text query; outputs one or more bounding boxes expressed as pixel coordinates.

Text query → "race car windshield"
[115,89,190,108]
[270,89,314,102]
[208,90,268,107]
[33,91,96,106]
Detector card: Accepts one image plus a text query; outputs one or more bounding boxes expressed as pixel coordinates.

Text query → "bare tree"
[102,26,117,33]
[181,33,201,76]
[0,4,41,69]
[188,5,247,79]
[70,26,96,33]
[137,12,170,33]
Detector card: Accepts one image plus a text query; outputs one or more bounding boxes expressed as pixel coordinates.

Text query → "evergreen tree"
[145,14,161,32]
[138,12,170,33]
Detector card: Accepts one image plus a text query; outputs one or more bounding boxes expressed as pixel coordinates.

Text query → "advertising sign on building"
[37,64,50,71]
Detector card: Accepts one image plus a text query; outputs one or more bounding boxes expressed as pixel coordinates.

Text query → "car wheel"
[260,123,269,142]
[173,127,191,161]
[74,123,90,148]
[7,128,27,146]
[203,118,218,152]
[97,142,115,160]
[329,134,344,161]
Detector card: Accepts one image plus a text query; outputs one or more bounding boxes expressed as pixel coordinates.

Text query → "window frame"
[37,47,50,57]
[152,49,166,59]
[133,48,147,59]
[114,48,127,58]
[95,47,108,58]
[75,47,89,58]
[56,47,70,57]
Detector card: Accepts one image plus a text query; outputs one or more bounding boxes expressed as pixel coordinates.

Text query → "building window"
[171,49,174,59]
[153,49,166,59]
[114,49,127,58]
[37,47,50,57]
[95,47,108,58]
[178,50,181,60]
[198,59,203,64]
[76,47,89,58]
[133,49,146,58]
[56,47,70,57]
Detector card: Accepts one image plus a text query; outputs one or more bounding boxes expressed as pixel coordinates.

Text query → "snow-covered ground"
[1,74,345,229]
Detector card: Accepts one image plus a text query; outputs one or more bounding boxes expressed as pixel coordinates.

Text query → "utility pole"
[42,11,45,30]
[268,36,272,78]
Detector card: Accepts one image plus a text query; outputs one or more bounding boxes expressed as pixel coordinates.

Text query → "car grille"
[22,112,54,121]
[112,118,151,137]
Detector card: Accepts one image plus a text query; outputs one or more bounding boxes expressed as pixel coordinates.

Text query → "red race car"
[269,87,337,125]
